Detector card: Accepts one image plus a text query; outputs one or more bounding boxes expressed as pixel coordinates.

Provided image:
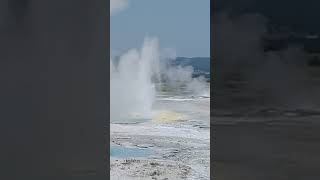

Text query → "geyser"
[110,37,161,122]
[110,37,210,123]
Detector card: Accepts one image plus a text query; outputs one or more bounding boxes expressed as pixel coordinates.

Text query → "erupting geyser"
[110,37,161,122]
[111,37,210,123]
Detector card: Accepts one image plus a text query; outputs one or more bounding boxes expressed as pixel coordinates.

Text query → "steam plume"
[110,0,129,15]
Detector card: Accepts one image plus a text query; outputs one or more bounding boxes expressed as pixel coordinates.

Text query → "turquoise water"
[110,145,153,158]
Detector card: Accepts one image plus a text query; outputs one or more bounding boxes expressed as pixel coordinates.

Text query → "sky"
[111,0,210,57]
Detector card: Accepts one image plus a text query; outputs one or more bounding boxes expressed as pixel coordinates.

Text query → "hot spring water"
[110,144,153,158]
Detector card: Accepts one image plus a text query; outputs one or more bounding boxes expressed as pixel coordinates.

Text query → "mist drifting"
[110,37,160,121]
[110,37,210,122]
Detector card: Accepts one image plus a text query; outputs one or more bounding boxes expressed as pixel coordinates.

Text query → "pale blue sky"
[111,0,210,57]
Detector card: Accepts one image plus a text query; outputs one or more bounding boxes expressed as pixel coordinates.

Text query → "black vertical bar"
[0,0,108,179]
[210,0,214,179]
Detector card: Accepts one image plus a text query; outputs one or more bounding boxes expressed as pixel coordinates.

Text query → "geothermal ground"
[110,93,210,180]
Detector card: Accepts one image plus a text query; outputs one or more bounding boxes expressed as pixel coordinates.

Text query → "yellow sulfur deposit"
[152,110,186,123]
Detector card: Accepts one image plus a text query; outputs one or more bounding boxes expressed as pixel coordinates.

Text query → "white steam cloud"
[110,37,161,122]
[110,0,209,122]
[110,37,210,122]
[110,0,129,15]
[161,64,210,96]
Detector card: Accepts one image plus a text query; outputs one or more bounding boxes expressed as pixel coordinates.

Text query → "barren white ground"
[110,96,210,180]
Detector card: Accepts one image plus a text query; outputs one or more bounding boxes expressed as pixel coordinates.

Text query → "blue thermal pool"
[110,145,153,158]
